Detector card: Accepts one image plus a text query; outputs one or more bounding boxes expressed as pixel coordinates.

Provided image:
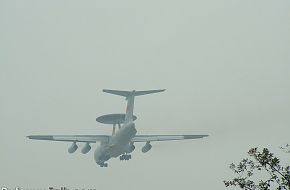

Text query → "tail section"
[102,89,131,97]
[103,89,165,97]
[103,89,165,123]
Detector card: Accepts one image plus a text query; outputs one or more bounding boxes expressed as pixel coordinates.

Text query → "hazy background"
[1,0,289,189]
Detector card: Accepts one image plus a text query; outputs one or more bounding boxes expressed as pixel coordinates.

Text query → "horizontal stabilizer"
[103,89,166,97]
[102,89,130,97]
[103,89,165,123]
[134,89,166,96]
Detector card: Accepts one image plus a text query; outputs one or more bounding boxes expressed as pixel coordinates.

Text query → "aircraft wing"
[131,135,208,142]
[27,135,110,143]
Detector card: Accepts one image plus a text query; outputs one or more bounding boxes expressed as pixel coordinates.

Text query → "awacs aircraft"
[28,89,208,167]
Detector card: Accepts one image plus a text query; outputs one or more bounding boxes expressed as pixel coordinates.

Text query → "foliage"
[280,144,290,153]
[224,148,290,190]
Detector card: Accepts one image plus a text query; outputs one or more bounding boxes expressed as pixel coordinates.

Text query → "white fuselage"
[94,122,137,165]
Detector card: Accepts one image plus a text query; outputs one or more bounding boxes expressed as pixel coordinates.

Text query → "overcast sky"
[1,0,290,189]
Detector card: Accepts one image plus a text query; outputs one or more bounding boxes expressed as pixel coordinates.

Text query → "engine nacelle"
[68,142,78,153]
[142,142,152,153]
[81,142,91,154]
[126,142,135,153]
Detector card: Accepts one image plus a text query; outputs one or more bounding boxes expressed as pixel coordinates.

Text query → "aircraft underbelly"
[107,145,125,157]
[106,123,137,158]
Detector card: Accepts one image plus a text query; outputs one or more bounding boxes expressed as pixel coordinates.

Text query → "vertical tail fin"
[103,89,165,123]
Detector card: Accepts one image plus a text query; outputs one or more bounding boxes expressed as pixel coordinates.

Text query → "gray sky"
[1,0,290,189]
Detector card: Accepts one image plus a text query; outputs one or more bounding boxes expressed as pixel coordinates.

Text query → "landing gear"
[120,154,131,161]
[99,163,108,167]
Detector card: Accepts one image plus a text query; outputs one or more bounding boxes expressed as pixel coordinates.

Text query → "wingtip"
[184,135,209,139]
[26,135,54,140]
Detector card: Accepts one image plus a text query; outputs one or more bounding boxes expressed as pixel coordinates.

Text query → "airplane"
[27,89,209,167]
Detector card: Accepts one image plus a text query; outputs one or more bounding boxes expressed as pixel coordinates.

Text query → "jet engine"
[68,142,78,153]
[142,142,152,153]
[126,142,135,153]
[81,142,91,154]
